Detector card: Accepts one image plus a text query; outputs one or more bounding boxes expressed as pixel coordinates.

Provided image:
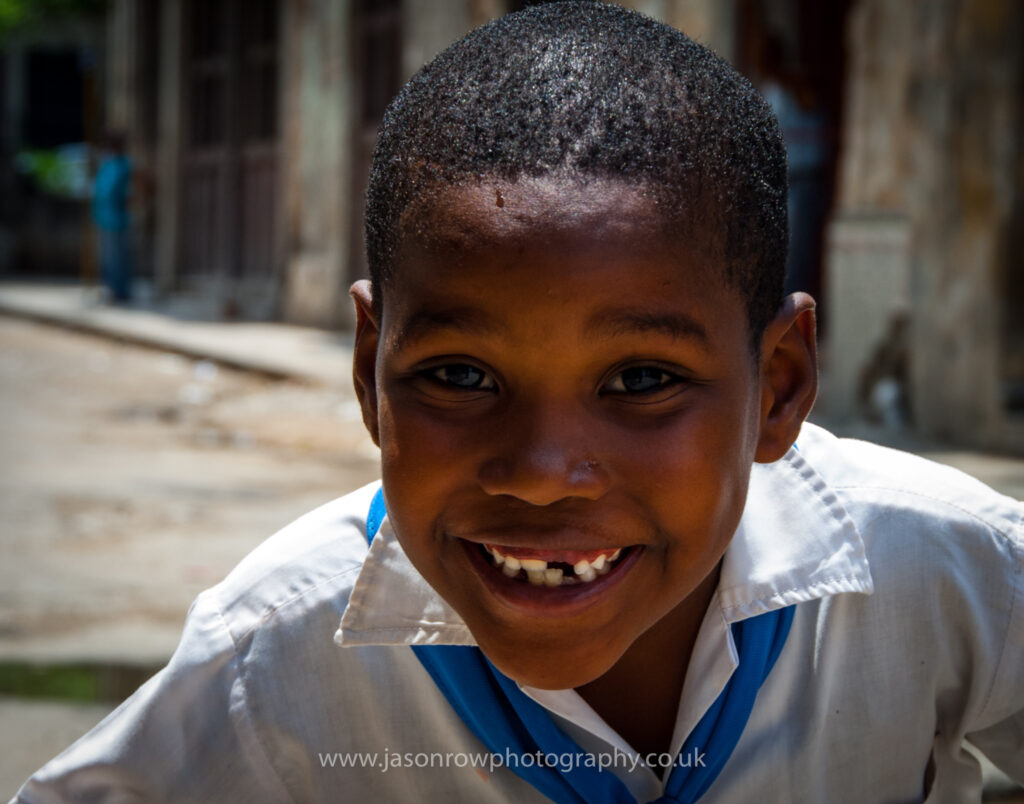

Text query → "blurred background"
[0,0,1022,798]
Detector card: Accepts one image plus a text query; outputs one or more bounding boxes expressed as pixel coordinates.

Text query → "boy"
[15,3,1023,802]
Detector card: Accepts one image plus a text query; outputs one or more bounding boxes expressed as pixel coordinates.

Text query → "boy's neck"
[575,562,721,763]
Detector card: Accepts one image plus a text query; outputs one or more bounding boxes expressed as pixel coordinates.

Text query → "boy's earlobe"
[350,280,382,446]
[755,293,818,463]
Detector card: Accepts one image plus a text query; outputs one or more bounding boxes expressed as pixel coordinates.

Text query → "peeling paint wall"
[830,0,1024,449]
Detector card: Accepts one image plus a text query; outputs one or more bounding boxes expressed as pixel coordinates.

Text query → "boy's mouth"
[457,535,645,617]
[481,544,628,587]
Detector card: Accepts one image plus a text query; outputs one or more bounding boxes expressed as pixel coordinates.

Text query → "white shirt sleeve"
[12,590,293,803]
[965,525,1024,785]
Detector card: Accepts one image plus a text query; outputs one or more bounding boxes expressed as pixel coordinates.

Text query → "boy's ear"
[755,292,818,463]
[350,280,381,447]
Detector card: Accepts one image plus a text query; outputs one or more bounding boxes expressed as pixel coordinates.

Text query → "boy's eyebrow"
[390,306,504,350]
[588,308,710,348]
[390,306,710,350]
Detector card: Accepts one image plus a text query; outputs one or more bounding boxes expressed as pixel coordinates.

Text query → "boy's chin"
[479,635,623,691]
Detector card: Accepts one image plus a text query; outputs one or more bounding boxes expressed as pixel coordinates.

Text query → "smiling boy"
[348,173,815,761]
[15,3,1024,803]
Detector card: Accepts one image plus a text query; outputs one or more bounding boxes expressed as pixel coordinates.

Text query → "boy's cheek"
[376,396,480,473]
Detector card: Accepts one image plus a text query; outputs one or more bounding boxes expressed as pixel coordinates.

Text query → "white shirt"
[13,424,1024,803]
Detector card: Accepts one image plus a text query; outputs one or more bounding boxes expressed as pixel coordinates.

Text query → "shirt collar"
[718,443,874,622]
[335,441,873,648]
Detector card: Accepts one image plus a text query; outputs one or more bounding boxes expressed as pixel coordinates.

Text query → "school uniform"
[13,424,1023,803]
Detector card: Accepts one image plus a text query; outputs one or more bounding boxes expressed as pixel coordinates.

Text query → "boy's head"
[352,1,817,691]
[366,0,788,346]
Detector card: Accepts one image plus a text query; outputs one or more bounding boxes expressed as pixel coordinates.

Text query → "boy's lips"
[458,536,643,616]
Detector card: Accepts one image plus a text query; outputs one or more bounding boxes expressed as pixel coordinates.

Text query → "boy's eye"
[427,364,496,390]
[603,367,680,394]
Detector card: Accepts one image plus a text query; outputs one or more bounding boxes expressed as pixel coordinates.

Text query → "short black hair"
[366,0,787,344]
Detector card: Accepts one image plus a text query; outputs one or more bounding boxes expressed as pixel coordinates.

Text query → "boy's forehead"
[382,176,745,343]
[396,176,674,257]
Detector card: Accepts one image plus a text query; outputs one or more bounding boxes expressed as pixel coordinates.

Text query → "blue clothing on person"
[92,154,133,301]
[93,155,132,232]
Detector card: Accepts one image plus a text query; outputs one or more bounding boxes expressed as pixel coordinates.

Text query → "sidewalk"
[1,281,367,797]
[0,281,354,388]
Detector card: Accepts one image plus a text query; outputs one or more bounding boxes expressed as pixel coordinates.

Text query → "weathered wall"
[824,214,911,422]
[904,0,1023,447]
[836,2,915,213]
[280,0,355,328]
[830,0,1024,448]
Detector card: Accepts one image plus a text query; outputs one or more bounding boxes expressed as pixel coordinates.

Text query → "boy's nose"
[476,403,611,505]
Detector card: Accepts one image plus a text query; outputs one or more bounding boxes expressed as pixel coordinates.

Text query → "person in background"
[92,131,133,303]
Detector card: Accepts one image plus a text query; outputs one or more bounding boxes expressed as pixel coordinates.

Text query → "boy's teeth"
[486,545,627,586]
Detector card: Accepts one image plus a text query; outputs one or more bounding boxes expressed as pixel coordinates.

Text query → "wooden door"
[179,0,279,297]
[348,0,402,284]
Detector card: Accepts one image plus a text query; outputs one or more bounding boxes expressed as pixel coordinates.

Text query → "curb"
[0,284,353,389]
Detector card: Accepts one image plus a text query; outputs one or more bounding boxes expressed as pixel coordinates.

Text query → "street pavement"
[1,280,1021,799]
[1,282,381,796]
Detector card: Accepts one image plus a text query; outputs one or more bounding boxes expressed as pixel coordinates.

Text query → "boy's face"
[353,177,811,690]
